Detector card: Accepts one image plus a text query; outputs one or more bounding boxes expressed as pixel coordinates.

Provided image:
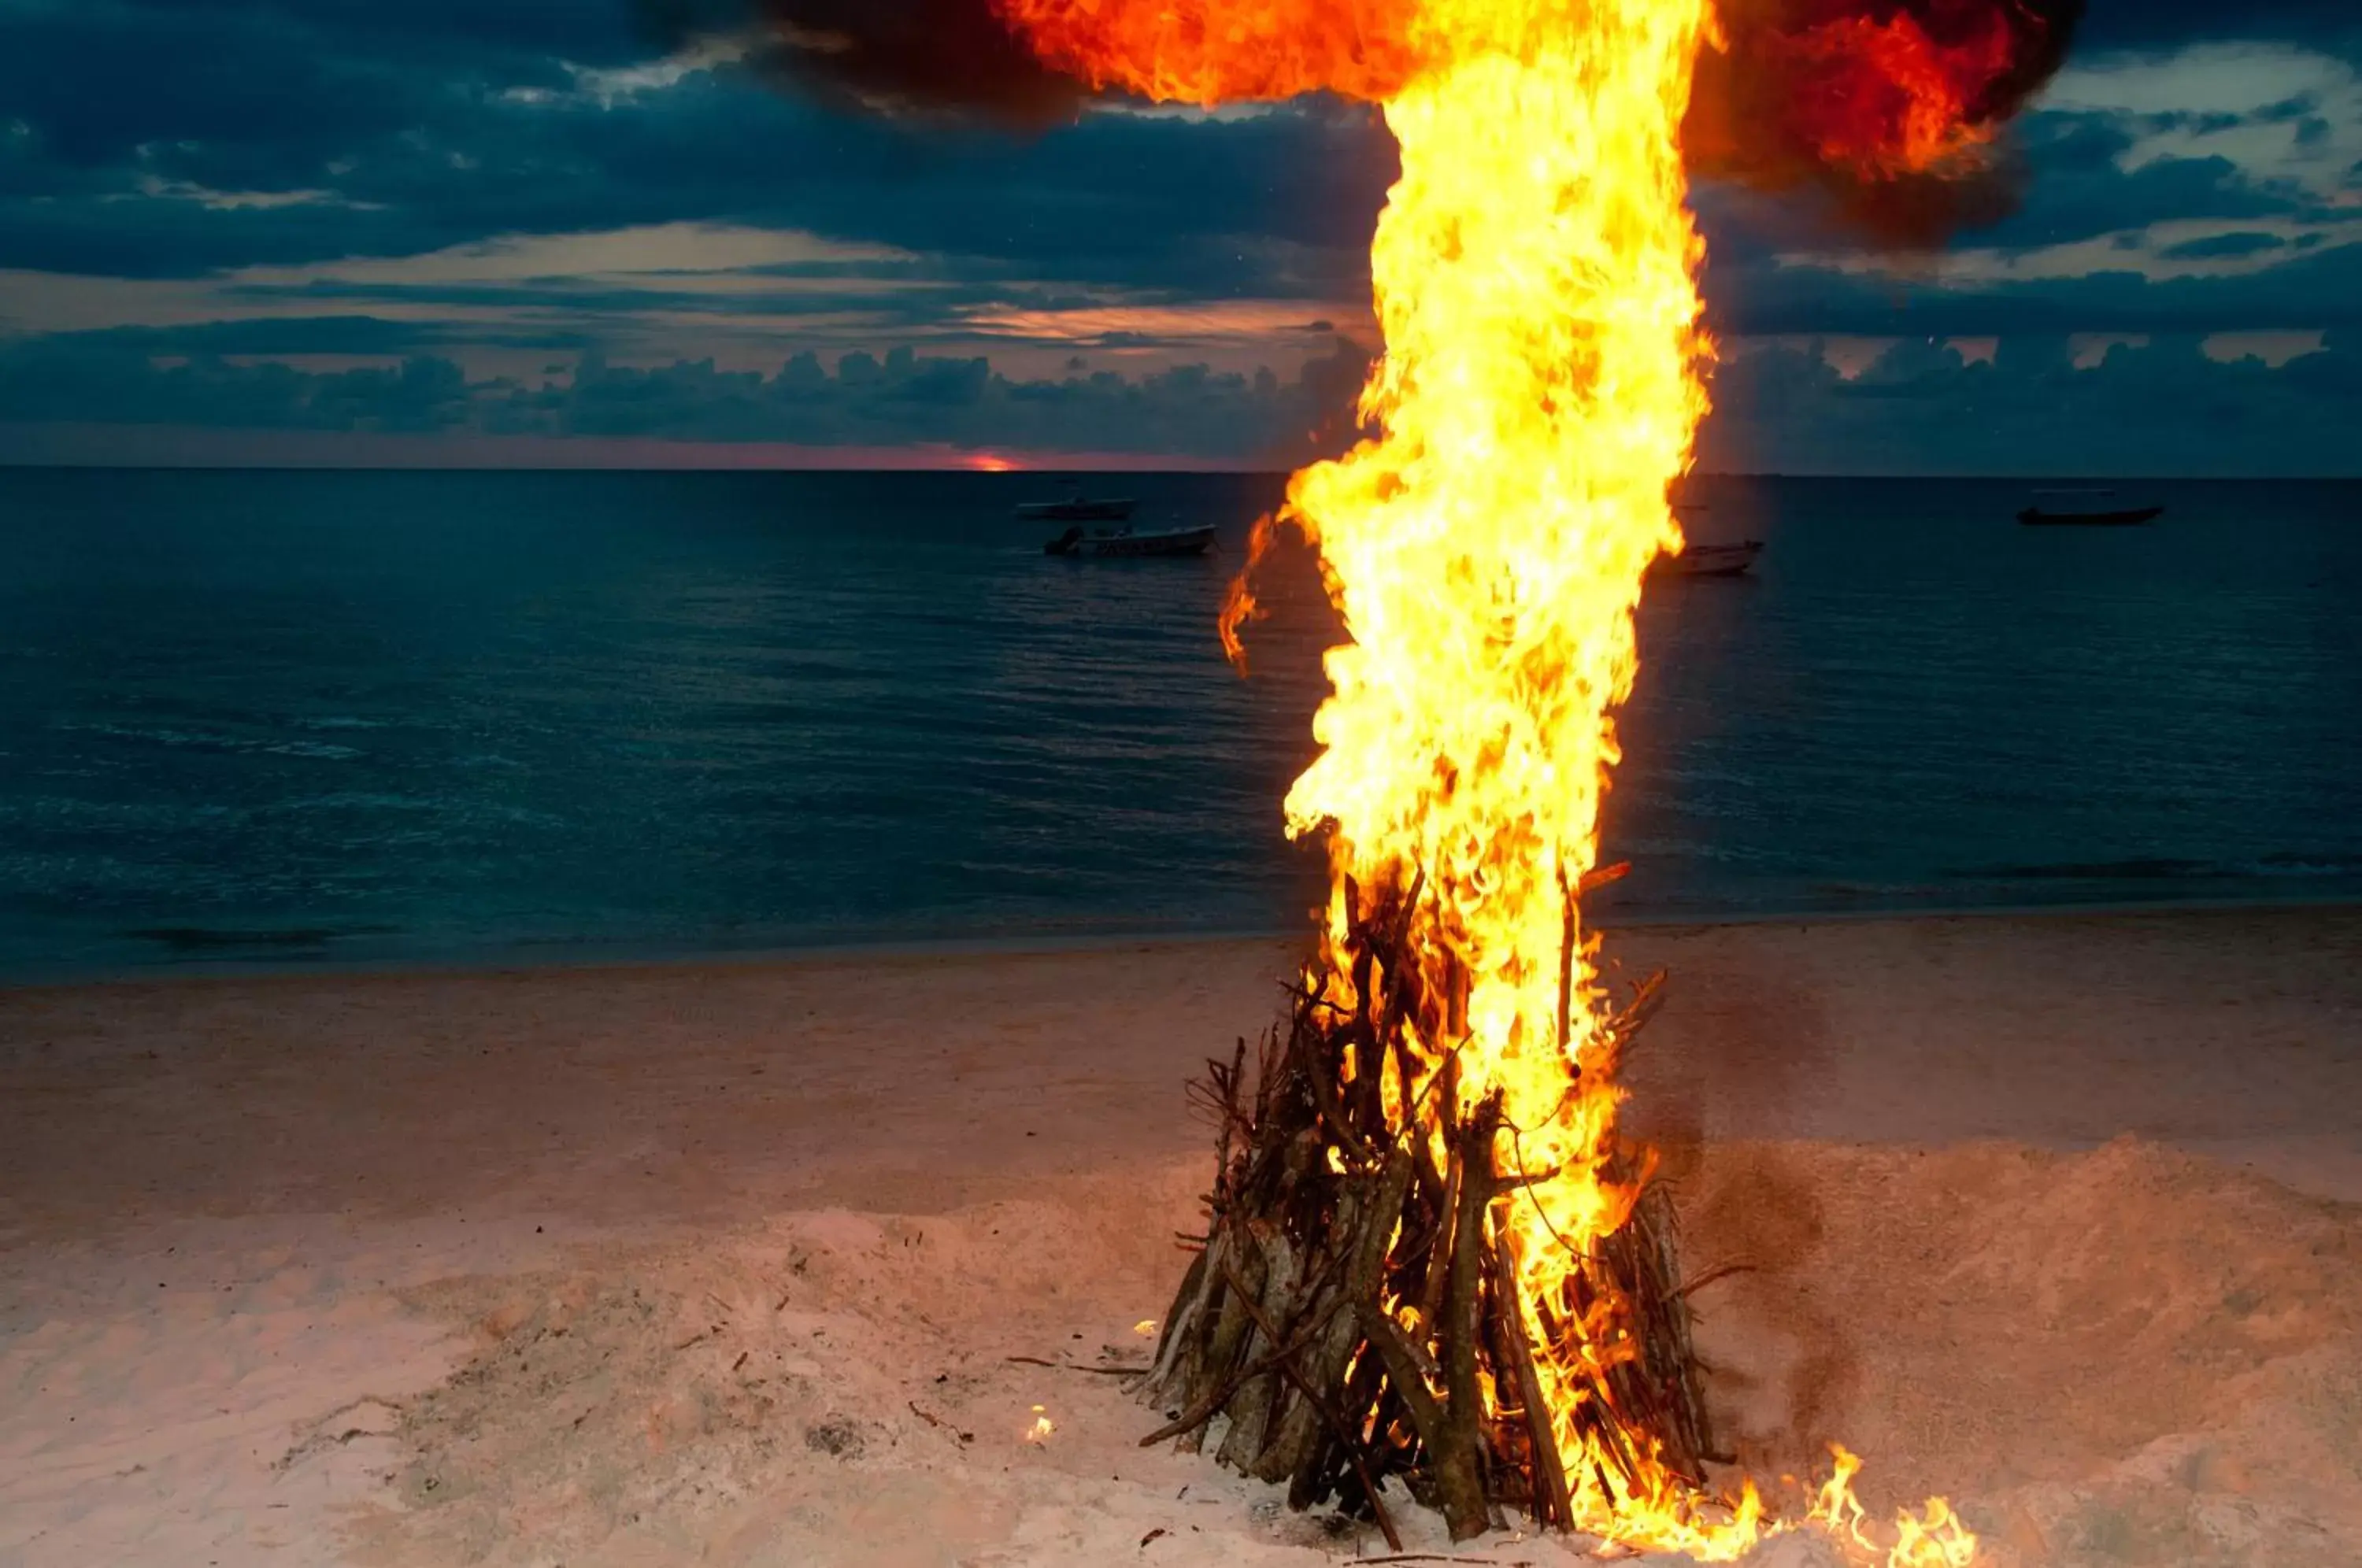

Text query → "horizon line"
[6,462,2361,482]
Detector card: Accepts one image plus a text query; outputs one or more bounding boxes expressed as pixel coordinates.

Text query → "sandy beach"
[4,906,2359,1567]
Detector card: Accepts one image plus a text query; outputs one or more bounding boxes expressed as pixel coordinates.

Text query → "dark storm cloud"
[1701,331,2362,475]
[1975,121,2310,244]
[2075,0,2360,51]
[5,324,2356,474]
[59,316,446,354]
[0,3,431,178]
[46,316,598,353]
[0,337,476,431]
[220,274,1023,329]
[20,0,645,89]
[1711,240,2362,337]
[1694,102,2341,265]
[0,332,1379,460]
[3,0,2360,474]
[0,0,1393,294]
[0,199,463,281]
[0,0,2332,297]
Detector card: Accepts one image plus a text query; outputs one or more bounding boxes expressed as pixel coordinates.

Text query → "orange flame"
[1001,0,1420,102]
[1216,510,1285,671]
[994,0,1992,1558]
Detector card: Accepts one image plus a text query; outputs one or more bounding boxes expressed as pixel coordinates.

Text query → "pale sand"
[2,908,2358,1566]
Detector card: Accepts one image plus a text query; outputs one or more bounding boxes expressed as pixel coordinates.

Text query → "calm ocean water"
[1,468,2356,978]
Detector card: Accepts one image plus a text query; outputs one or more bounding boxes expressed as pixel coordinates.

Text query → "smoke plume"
[654,0,2085,239]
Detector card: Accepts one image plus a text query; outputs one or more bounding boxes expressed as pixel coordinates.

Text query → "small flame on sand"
[1134,1318,1159,1337]
[1813,1446,1978,1567]
[1026,1405,1056,1443]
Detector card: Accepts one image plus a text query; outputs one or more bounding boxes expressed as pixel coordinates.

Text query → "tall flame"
[1286,9,1721,1534]
[996,0,1979,1559]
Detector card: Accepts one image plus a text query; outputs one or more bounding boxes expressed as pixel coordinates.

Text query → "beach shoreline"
[5,906,2359,1566]
[8,890,2358,995]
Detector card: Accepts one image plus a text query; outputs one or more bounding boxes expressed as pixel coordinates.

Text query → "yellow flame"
[1281,3,1725,1543]
[1027,1404,1056,1443]
[994,0,1979,1558]
[1891,1497,1979,1568]
[1274,5,1982,1555]
[1814,1443,1875,1548]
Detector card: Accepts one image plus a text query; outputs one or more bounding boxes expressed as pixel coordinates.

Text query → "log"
[1492,1241,1575,1531]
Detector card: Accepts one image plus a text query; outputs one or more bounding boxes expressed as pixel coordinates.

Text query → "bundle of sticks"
[1135,871,1716,1547]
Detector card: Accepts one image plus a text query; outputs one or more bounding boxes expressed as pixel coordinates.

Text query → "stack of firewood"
[1135,875,1715,1548]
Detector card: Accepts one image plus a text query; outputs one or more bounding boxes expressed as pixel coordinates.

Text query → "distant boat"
[2016,490,2163,527]
[1043,523,1217,559]
[1649,540,1763,579]
[1015,483,1137,523]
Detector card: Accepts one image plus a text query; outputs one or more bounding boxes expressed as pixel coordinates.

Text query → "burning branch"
[1138,878,1725,1547]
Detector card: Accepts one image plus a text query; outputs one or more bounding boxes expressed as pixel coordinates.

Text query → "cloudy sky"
[1,0,2357,472]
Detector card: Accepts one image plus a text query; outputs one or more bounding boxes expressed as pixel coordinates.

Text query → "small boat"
[2016,490,2163,527]
[1016,483,1137,523]
[1044,523,1217,559]
[1649,540,1763,579]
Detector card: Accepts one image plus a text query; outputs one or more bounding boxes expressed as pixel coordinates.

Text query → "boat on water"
[1649,540,1763,579]
[1043,523,1217,559]
[1015,483,1138,523]
[2016,489,2164,527]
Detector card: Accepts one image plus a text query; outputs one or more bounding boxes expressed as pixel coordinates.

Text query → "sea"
[2,468,2356,980]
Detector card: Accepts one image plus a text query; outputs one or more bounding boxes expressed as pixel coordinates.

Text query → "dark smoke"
[1686,0,2086,244]
[639,0,1083,123]
[657,0,2084,240]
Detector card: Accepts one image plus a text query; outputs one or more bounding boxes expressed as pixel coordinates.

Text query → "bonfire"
[969,0,2071,1560]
